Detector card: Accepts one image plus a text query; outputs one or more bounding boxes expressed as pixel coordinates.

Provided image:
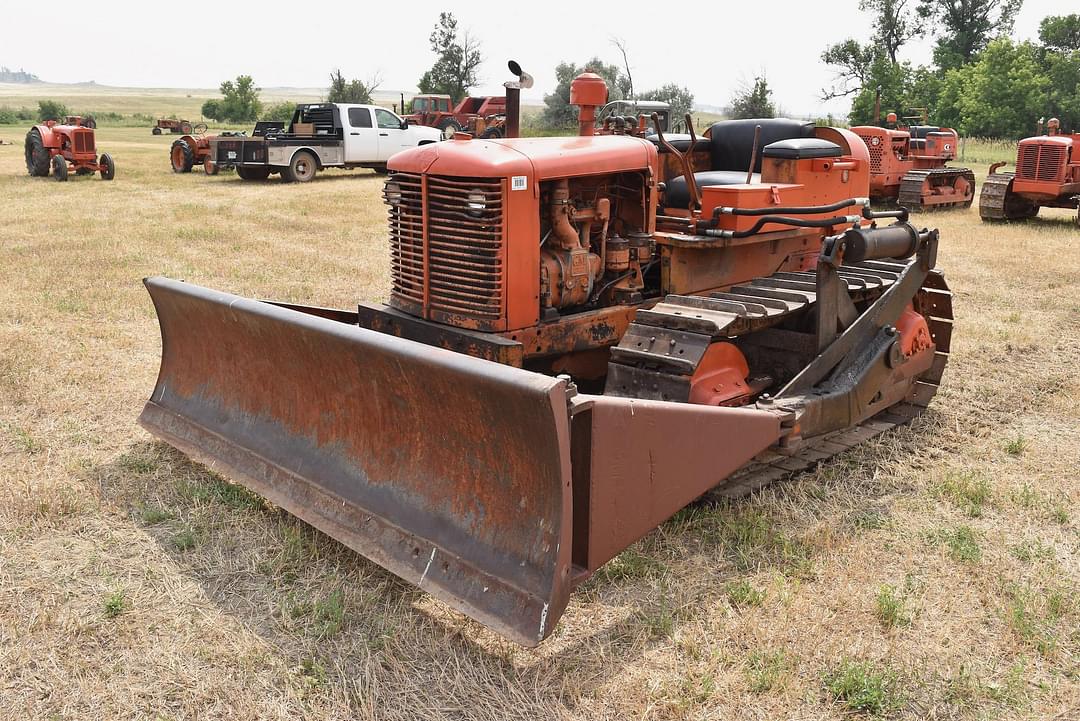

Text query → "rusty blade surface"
[139,277,574,646]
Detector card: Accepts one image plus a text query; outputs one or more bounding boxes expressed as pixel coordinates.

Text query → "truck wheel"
[437,118,461,140]
[171,139,195,173]
[99,154,115,180]
[152,127,162,136]
[283,151,317,182]
[52,154,68,182]
[236,166,271,181]
[24,127,51,176]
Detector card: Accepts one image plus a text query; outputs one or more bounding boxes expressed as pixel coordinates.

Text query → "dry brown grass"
[1,126,1078,720]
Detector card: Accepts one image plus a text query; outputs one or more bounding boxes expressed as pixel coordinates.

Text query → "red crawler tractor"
[140,63,953,645]
[852,111,973,210]
[25,117,115,181]
[979,118,1080,225]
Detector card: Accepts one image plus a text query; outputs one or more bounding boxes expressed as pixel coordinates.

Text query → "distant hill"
[0,67,40,83]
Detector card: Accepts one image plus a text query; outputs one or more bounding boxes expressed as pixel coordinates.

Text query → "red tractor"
[405,94,507,138]
[153,118,195,135]
[168,124,238,174]
[980,118,1080,226]
[25,117,115,182]
[852,113,974,211]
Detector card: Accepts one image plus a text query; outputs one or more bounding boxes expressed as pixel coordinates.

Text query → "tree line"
[823,1,1080,138]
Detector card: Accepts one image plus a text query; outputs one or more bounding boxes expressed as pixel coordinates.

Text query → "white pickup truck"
[211,103,443,182]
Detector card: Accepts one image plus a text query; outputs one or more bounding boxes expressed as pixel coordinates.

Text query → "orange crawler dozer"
[979,117,1080,226]
[852,113,974,211]
[140,63,953,645]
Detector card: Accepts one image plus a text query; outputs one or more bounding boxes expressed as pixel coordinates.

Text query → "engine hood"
[388,134,658,180]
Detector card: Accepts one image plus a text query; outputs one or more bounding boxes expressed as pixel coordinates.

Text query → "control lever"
[652,112,700,214]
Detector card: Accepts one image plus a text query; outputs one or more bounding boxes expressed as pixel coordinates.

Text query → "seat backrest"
[908,125,940,139]
[709,118,815,172]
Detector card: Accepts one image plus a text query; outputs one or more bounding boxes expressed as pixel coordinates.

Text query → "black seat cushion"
[708,118,815,172]
[664,170,760,209]
[761,137,842,160]
[909,125,940,139]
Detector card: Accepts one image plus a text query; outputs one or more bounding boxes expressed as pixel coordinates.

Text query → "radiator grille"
[385,173,506,326]
[1017,143,1066,183]
[73,129,95,154]
[856,133,883,173]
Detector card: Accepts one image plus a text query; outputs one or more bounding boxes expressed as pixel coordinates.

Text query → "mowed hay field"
[1,122,1078,721]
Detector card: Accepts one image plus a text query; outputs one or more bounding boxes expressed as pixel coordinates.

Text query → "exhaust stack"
[504,60,533,139]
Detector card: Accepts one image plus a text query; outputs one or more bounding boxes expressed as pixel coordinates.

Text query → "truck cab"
[337,104,441,164]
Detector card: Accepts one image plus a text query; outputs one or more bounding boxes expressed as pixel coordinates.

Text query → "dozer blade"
[139,277,574,647]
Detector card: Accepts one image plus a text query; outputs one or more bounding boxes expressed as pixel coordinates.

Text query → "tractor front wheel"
[99,154,115,180]
[171,139,195,173]
[25,128,51,176]
[204,158,219,175]
[152,127,162,135]
[283,151,317,182]
[52,155,68,182]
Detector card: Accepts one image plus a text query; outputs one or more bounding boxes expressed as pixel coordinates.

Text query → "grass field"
[0,122,1077,721]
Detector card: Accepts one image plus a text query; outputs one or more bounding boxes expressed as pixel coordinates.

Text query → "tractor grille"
[856,133,883,174]
[1016,143,1066,183]
[385,173,506,328]
[73,129,95,154]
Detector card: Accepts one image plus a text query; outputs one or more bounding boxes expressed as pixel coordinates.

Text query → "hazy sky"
[2,0,1075,115]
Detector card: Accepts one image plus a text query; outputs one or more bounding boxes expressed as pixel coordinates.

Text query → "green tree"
[417,13,482,103]
[217,75,262,123]
[201,99,223,121]
[943,38,1048,137]
[540,57,625,129]
[37,99,68,121]
[1039,14,1080,53]
[866,0,925,63]
[919,0,1024,70]
[638,84,695,127]
[328,69,380,104]
[730,76,776,119]
[261,101,297,122]
[822,39,883,100]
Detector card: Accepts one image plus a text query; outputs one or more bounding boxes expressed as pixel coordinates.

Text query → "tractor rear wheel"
[152,127,162,135]
[437,118,461,140]
[99,154,115,180]
[52,155,68,182]
[282,151,317,182]
[24,128,51,176]
[171,139,195,173]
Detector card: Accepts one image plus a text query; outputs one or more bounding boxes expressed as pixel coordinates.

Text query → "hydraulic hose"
[703,214,863,239]
[711,197,870,217]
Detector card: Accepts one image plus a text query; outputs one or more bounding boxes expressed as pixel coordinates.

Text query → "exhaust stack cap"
[506,60,533,90]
